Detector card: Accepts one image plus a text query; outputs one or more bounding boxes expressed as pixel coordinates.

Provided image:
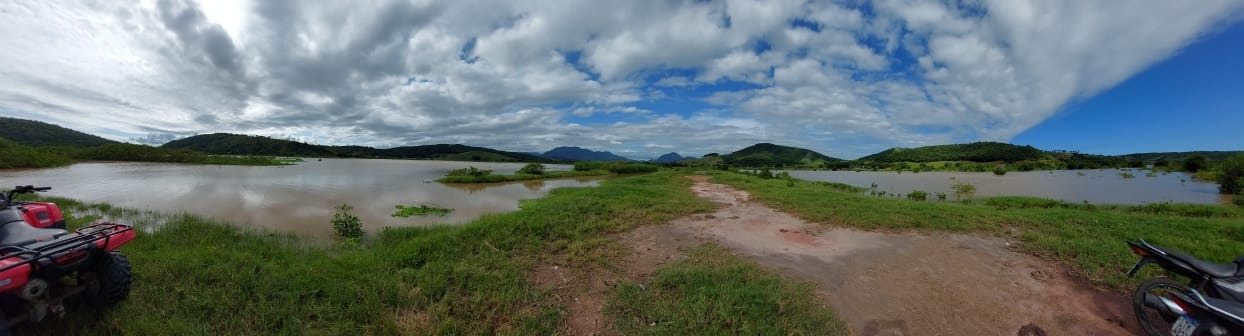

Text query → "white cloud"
[1,0,1241,159]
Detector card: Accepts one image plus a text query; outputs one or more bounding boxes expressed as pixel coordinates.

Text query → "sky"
[1,1,1241,160]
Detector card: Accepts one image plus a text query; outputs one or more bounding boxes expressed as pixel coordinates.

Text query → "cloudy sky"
[2,0,1242,159]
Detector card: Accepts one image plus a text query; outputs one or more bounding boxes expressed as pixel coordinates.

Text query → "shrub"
[603,163,659,174]
[935,192,948,201]
[907,190,928,201]
[1183,155,1208,172]
[517,163,546,175]
[1118,172,1135,179]
[1153,158,1170,168]
[331,203,363,239]
[952,182,976,200]
[1217,154,1244,195]
[758,168,774,179]
[447,166,491,177]
[1235,194,1244,207]
[574,161,605,171]
[992,166,1007,175]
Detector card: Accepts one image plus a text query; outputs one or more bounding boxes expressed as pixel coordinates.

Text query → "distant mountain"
[652,152,685,163]
[161,133,553,162]
[542,146,630,162]
[0,117,118,147]
[723,143,841,167]
[162,133,336,157]
[860,142,1044,163]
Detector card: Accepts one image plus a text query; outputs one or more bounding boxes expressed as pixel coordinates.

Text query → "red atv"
[0,185,135,332]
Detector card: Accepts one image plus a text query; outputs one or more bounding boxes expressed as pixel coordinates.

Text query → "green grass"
[607,245,847,335]
[436,169,612,183]
[707,171,1244,289]
[30,171,731,334]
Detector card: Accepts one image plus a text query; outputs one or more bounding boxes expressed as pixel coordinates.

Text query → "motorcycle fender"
[1128,257,1154,278]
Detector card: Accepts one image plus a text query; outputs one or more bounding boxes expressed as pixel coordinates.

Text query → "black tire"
[1134,277,1186,336]
[82,252,132,306]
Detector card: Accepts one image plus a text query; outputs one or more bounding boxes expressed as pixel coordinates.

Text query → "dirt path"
[620,176,1142,336]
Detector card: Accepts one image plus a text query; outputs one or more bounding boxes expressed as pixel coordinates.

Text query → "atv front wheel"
[82,252,132,306]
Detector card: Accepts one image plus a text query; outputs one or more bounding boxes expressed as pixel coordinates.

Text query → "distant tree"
[1153,157,1170,168]
[1218,154,1244,195]
[1183,155,1208,172]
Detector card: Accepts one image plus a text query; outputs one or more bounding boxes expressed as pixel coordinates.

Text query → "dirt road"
[623,176,1140,335]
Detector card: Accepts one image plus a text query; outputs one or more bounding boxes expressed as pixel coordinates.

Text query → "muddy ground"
[546,176,1142,335]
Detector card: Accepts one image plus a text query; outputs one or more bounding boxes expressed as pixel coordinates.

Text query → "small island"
[436,162,659,183]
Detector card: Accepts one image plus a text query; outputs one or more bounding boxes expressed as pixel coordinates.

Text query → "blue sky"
[1014,20,1244,155]
[1,1,1242,160]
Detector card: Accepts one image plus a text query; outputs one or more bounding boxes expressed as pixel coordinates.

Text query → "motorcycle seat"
[0,220,68,247]
[1156,246,1239,278]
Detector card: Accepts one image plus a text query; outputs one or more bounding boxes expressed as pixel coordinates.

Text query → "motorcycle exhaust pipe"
[1144,293,1186,316]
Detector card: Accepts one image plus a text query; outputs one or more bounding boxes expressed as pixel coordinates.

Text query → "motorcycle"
[1128,239,1244,335]
[0,185,136,333]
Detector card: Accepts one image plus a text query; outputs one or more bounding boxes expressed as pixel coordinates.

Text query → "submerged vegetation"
[437,162,660,183]
[437,167,612,183]
[391,204,454,217]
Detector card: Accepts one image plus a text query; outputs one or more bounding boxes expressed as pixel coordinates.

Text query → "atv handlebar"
[1,185,51,204]
[14,185,51,193]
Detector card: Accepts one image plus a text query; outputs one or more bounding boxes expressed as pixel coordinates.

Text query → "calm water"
[786,169,1228,205]
[0,159,601,236]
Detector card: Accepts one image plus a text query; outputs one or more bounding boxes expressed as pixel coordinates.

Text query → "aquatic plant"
[392,204,455,217]
[907,190,928,201]
[517,163,546,175]
[331,203,363,239]
[952,182,977,200]
[447,166,492,178]
[1119,172,1135,179]
[935,192,948,201]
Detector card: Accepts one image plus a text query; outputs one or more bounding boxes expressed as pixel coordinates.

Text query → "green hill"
[162,133,336,157]
[723,143,842,167]
[0,117,118,147]
[377,144,554,163]
[860,142,1044,163]
[0,137,73,169]
[161,133,554,163]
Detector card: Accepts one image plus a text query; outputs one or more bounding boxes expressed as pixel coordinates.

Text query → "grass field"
[27,171,846,335]
[24,169,1243,334]
[707,171,1244,289]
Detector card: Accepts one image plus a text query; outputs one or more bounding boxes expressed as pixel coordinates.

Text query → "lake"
[0,159,602,236]
[785,169,1228,205]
